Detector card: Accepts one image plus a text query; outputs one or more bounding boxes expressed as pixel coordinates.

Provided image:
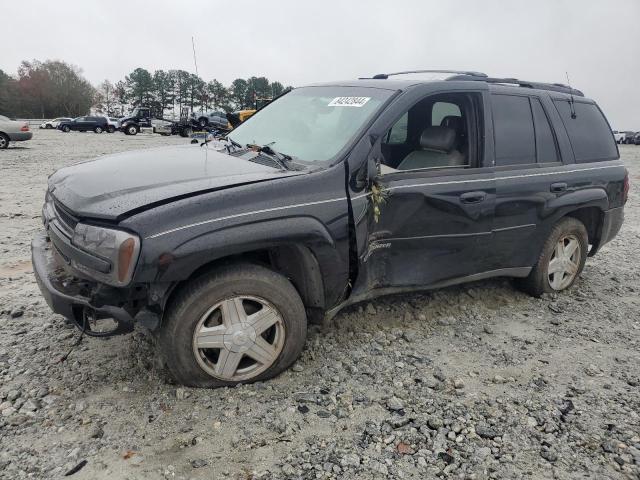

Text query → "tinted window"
[492,94,536,165]
[531,98,558,163]
[553,100,618,162]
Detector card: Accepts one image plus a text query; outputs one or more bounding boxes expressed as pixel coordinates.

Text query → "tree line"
[0,59,291,119]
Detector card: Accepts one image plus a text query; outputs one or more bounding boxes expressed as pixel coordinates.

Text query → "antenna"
[565,72,577,119]
[191,36,199,77]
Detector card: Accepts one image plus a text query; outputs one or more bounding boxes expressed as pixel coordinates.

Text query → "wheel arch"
[154,217,345,323]
[161,244,327,325]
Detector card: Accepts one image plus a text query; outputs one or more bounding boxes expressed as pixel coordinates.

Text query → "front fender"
[137,216,344,285]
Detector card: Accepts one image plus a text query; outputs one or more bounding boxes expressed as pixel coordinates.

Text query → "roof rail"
[446,74,584,97]
[370,69,488,80]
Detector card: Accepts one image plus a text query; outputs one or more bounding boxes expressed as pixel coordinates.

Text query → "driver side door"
[351,89,496,295]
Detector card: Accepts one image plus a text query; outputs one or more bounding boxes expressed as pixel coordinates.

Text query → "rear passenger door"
[489,93,565,270]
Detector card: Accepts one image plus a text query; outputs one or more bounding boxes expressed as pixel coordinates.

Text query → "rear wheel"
[515,217,588,297]
[179,127,192,138]
[126,125,138,136]
[0,133,9,149]
[107,125,116,133]
[62,125,70,133]
[45,124,52,129]
[158,263,307,388]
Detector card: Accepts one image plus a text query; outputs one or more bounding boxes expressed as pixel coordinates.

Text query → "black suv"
[58,116,109,133]
[33,70,628,387]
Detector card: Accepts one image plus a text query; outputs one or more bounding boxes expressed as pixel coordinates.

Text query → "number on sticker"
[328,97,371,107]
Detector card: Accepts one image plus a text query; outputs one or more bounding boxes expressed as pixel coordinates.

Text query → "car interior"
[379,93,480,174]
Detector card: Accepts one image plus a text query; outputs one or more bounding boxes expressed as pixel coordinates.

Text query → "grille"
[53,200,78,234]
[248,154,281,169]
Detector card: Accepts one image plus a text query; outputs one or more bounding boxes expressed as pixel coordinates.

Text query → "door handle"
[460,191,487,204]
[550,182,567,193]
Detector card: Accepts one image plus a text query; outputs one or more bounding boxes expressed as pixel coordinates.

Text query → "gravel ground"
[0,130,639,480]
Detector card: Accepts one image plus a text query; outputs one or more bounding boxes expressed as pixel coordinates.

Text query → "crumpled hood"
[48,145,301,220]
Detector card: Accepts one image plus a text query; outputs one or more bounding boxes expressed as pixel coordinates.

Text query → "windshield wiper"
[225,136,243,150]
[247,143,294,170]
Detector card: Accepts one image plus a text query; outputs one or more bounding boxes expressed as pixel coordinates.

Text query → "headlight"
[71,223,140,286]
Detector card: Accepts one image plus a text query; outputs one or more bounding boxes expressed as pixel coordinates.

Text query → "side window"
[380,92,480,171]
[492,94,536,166]
[385,113,408,144]
[530,98,559,163]
[432,102,461,126]
[553,100,618,163]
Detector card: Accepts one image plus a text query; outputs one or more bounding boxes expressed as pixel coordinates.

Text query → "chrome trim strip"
[373,231,492,242]
[389,164,621,191]
[493,223,536,232]
[147,196,348,239]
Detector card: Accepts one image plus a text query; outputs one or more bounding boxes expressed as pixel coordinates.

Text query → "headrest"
[419,126,456,153]
[440,115,463,132]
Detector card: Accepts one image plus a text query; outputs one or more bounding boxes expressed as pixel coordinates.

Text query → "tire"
[0,133,9,149]
[198,117,208,128]
[107,126,116,133]
[62,125,70,133]
[94,126,103,134]
[515,217,588,297]
[158,263,307,388]
[179,127,192,138]
[45,124,52,129]
[126,125,138,136]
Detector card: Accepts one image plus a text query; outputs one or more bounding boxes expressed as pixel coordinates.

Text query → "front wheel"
[107,125,116,133]
[125,125,138,136]
[94,126,103,134]
[61,125,70,133]
[0,133,9,149]
[515,217,588,297]
[179,127,192,138]
[45,124,52,129]
[198,117,208,128]
[158,263,307,388]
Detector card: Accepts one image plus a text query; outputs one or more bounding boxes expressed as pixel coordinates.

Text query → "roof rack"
[446,74,584,97]
[370,69,489,80]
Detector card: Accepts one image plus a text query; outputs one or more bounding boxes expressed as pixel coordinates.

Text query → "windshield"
[229,86,393,163]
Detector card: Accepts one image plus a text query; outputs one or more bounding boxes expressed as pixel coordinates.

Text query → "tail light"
[623,171,629,204]
[20,123,29,132]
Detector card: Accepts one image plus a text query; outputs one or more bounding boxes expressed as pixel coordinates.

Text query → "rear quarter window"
[553,100,618,163]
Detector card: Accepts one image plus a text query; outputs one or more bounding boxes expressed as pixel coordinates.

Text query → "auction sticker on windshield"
[328,97,371,107]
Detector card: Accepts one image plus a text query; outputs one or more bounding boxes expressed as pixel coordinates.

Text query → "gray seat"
[397,126,466,170]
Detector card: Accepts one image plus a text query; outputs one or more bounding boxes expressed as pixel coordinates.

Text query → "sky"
[2,0,639,128]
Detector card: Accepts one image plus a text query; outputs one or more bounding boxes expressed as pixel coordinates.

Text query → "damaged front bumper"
[31,232,143,336]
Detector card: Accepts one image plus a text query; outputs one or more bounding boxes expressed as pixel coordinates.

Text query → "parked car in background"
[192,110,229,129]
[633,132,640,145]
[40,118,72,130]
[622,131,637,144]
[0,115,32,149]
[32,70,628,387]
[106,117,120,133]
[612,131,625,144]
[58,116,109,133]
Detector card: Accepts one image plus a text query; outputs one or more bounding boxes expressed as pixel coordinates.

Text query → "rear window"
[553,100,618,163]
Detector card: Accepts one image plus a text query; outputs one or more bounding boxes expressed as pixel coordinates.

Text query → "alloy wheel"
[547,234,581,290]
[192,296,285,381]
[0,136,7,149]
